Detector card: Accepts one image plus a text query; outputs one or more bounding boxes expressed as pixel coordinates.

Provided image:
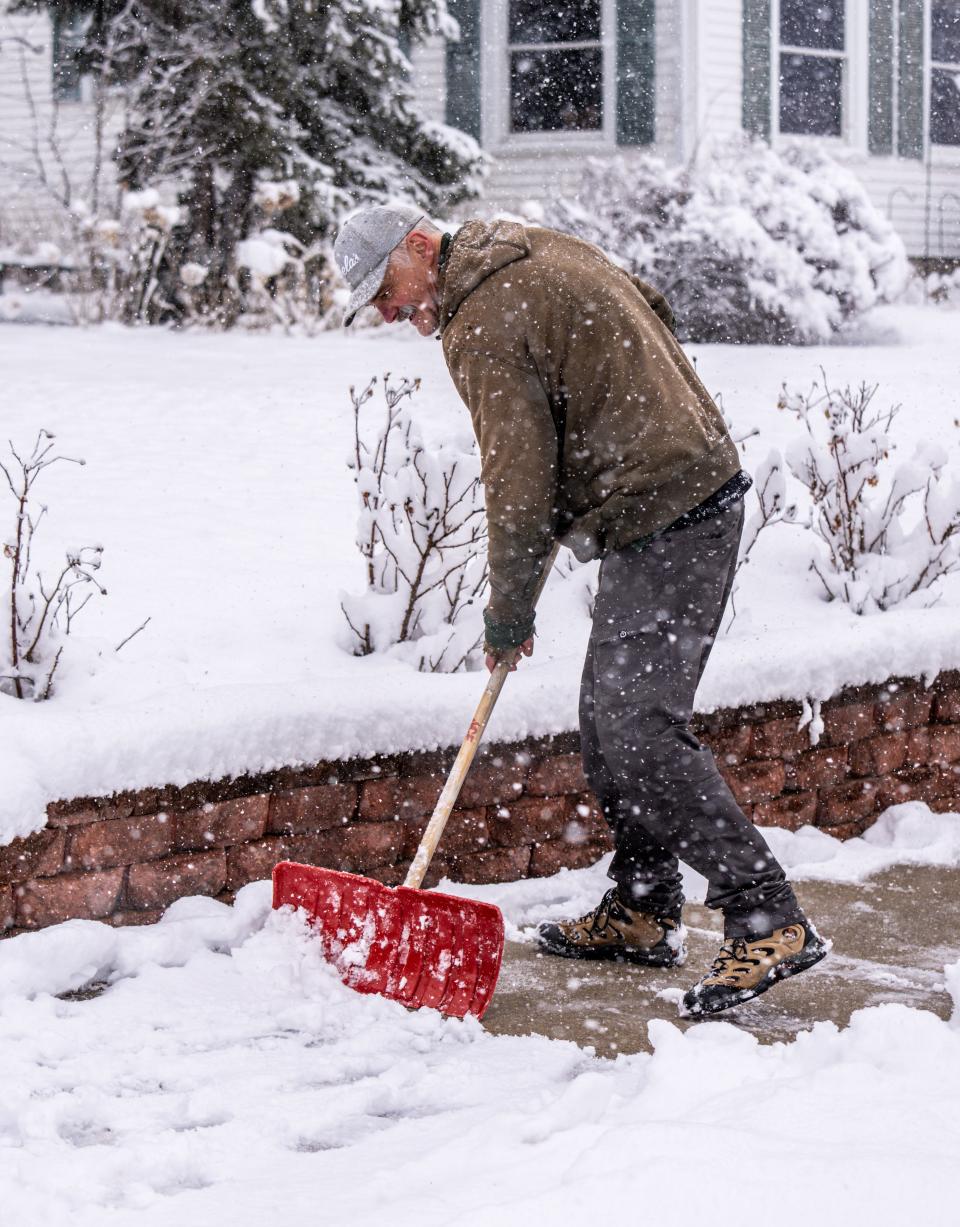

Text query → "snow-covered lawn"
[3,807,960,1226]
[2,304,960,842]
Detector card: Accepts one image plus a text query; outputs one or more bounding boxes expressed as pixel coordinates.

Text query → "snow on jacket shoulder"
[438,219,741,628]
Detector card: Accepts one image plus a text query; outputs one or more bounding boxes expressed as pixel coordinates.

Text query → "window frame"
[769,0,868,153]
[929,0,960,148]
[484,0,618,151]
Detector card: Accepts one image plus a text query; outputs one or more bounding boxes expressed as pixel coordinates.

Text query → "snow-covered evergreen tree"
[24,0,483,320]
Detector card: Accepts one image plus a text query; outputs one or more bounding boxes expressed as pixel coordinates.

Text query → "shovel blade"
[272,861,504,1021]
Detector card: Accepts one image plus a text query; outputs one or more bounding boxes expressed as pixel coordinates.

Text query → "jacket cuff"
[482,608,535,651]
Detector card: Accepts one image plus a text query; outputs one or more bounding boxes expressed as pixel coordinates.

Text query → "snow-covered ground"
[2,805,960,1227]
[2,304,960,842]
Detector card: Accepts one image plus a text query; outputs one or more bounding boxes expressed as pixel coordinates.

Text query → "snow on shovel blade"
[272,861,505,1021]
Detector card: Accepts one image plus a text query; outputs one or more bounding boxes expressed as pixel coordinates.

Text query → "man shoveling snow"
[334,204,828,1017]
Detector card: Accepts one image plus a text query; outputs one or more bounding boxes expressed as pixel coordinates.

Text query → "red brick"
[0,828,65,885]
[529,840,609,877]
[563,795,613,846]
[525,754,588,797]
[790,746,850,790]
[16,868,124,928]
[397,775,446,820]
[848,733,908,778]
[879,766,955,809]
[267,784,356,834]
[878,688,934,733]
[906,728,931,765]
[753,791,818,832]
[177,794,271,849]
[372,865,407,888]
[126,851,226,911]
[751,716,811,761]
[401,808,490,860]
[0,886,14,930]
[105,908,164,927]
[338,821,404,870]
[442,846,532,885]
[225,832,350,890]
[67,813,175,871]
[358,778,401,820]
[702,725,753,767]
[227,838,294,890]
[46,801,134,829]
[821,700,877,747]
[817,778,881,827]
[825,818,873,841]
[929,726,960,766]
[933,687,960,723]
[487,796,570,846]
[927,791,960,817]
[457,760,527,809]
[722,760,786,806]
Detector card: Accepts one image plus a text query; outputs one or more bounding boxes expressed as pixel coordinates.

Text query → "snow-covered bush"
[901,266,960,307]
[74,189,187,324]
[235,223,332,334]
[339,376,488,672]
[724,450,799,629]
[541,137,909,344]
[1,432,105,700]
[780,376,960,613]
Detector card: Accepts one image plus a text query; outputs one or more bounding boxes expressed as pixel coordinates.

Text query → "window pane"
[780,0,844,51]
[510,48,603,132]
[779,52,843,135]
[932,1,960,64]
[509,0,601,46]
[931,67,960,144]
[52,11,84,102]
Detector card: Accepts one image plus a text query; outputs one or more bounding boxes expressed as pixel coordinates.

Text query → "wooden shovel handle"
[404,544,561,890]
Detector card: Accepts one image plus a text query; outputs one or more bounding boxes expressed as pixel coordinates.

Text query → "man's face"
[371,231,440,337]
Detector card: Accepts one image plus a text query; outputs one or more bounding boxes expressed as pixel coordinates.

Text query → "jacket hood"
[439,219,529,332]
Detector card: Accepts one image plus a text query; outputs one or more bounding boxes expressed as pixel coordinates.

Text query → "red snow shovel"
[272,547,559,1021]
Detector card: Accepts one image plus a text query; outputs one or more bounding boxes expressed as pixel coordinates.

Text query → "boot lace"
[708,937,759,985]
[580,887,622,936]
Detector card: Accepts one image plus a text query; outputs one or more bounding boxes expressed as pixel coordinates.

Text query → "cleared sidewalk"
[484,864,960,1053]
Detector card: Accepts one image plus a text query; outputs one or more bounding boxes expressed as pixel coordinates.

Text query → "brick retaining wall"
[3,671,960,935]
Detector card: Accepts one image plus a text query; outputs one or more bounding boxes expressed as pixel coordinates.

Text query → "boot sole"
[536,936,686,969]
[681,942,829,1017]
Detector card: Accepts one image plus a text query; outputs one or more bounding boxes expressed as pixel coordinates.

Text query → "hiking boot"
[536,887,686,967]
[681,921,829,1017]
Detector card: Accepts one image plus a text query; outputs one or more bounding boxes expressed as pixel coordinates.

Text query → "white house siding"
[689,0,744,149]
[841,154,960,260]
[409,35,446,126]
[0,12,122,247]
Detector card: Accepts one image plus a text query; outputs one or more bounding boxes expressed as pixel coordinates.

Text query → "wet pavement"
[483,865,960,1054]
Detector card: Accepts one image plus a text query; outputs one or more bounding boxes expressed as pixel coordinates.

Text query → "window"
[931,0,960,146]
[777,0,846,137]
[52,5,86,103]
[508,0,603,133]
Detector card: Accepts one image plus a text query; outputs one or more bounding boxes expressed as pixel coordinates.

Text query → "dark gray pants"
[579,501,803,939]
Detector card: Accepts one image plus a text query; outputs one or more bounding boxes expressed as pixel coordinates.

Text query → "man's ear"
[405,229,436,264]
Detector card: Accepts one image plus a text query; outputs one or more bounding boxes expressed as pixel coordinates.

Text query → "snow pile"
[1,878,959,1225]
